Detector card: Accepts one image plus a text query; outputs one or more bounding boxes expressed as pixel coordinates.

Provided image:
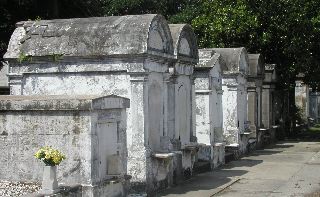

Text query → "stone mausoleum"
[0,95,130,196]
[212,48,250,156]
[166,24,198,181]
[3,14,178,195]
[194,49,225,169]
[261,64,278,145]
[295,73,309,123]
[247,54,265,148]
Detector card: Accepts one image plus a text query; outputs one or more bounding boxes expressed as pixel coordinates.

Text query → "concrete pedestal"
[41,166,59,195]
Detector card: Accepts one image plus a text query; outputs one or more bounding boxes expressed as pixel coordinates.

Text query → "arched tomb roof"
[248,54,264,77]
[4,14,174,60]
[210,47,249,74]
[196,49,227,71]
[169,24,198,64]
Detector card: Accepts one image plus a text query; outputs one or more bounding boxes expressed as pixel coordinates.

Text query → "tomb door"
[257,87,262,127]
[256,92,259,126]
[97,121,119,180]
[176,85,189,144]
[271,91,275,126]
[216,90,224,142]
[237,85,246,133]
[148,82,162,151]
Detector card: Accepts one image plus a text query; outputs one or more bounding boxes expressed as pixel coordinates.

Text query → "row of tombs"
[0,14,279,196]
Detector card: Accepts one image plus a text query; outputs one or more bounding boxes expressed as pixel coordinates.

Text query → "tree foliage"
[169,0,320,89]
[101,0,188,17]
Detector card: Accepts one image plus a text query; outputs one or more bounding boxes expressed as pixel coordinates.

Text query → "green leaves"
[170,0,320,88]
[101,0,191,18]
[193,0,258,48]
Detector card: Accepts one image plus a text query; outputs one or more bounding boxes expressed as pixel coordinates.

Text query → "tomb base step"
[225,152,235,163]
[224,143,240,162]
[193,160,211,174]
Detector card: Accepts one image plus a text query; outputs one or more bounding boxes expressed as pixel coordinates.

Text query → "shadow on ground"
[157,169,246,196]
[158,158,263,196]
[158,139,320,196]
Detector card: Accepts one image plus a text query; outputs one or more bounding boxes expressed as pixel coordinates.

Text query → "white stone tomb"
[167,24,198,180]
[0,95,130,197]
[194,49,226,168]
[4,14,175,195]
[211,48,249,155]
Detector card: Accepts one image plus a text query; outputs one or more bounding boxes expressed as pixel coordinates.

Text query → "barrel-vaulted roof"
[210,48,249,74]
[196,49,227,71]
[169,24,198,64]
[248,54,264,77]
[4,14,174,60]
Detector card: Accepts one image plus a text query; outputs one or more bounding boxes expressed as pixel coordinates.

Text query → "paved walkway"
[158,141,320,197]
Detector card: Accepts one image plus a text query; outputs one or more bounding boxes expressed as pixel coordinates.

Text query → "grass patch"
[309,127,320,133]
[314,124,320,128]
[308,124,320,133]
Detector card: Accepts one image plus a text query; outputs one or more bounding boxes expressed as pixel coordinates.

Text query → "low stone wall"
[0,95,130,197]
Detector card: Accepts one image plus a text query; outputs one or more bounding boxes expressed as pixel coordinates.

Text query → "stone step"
[193,161,211,174]
[225,152,235,163]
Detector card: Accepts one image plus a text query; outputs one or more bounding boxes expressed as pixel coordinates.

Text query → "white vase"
[40,165,59,195]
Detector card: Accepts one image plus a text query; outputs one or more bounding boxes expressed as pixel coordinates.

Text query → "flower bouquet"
[34,146,66,166]
[34,146,66,195]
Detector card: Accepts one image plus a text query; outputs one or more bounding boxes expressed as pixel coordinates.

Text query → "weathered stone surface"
[211,47,249,74]
[258,63,279,147]
[197,49,227,71]
[4,14,177,195]
[262,64,277,129]
[195,51,222,139]
[212,48,249,154]
[194,49,225,169]
[4,15,174,60]
[169,24,198,63]
[0,95,129,197]
[0,62,8,88]
[295,75,309,121]
[247,54,265,140]
[0,62,9,95]
[263,64,276,83]
[248,54,264,77]
[165,24,198,182]
[0,95,129,110]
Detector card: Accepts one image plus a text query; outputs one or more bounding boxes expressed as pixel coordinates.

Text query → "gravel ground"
[306,192,320,197]
[0,181,41,197]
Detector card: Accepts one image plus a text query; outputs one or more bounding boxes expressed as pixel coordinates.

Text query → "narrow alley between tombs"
[159,140,320,197]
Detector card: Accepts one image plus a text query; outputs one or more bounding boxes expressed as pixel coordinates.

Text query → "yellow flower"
[34,146,66,166]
